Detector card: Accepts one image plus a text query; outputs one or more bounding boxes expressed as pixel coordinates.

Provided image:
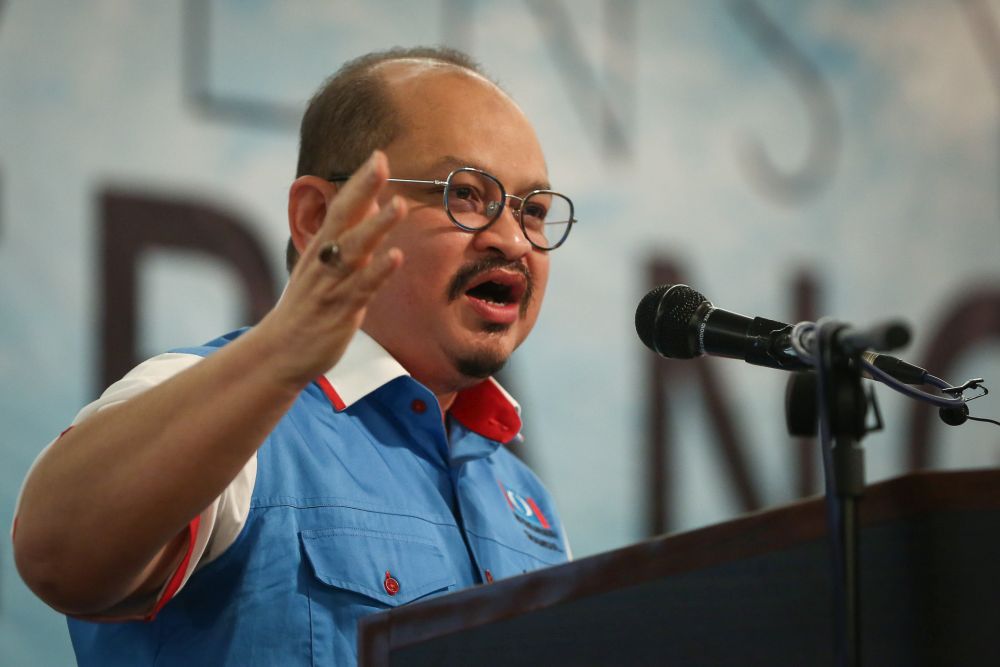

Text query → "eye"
[450,185,479,201]
[522,202,548,221]
[520,201,549,231]
[444,169,504,222]
[447,183,488,214]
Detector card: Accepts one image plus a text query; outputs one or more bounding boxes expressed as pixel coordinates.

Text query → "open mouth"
[463,271,527,307]
[466,280,516,305]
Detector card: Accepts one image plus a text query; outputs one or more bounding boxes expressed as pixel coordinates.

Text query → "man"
[13,47,575,665]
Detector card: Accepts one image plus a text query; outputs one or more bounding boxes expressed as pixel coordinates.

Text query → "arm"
[13,151,405,615]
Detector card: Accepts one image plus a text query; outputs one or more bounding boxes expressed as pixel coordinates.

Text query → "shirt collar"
[320,331,409,408]
[317,331,523,444]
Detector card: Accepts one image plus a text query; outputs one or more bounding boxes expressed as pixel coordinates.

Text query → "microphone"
[635,283,927,382]
[635,283,806,371]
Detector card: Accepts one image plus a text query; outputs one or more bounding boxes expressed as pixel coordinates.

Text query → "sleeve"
[11,352,257,620]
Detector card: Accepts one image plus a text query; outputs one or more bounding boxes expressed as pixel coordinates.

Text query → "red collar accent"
[315,376,522,444]
[316,376,346,411]
[450,379,522,444]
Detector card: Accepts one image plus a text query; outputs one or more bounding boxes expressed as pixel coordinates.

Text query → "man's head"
[289,47,553,398]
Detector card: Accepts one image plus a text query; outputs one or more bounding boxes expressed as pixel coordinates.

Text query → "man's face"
[361,63,552,397]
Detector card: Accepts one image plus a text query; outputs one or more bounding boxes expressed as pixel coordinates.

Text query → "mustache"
[447,257,534,312]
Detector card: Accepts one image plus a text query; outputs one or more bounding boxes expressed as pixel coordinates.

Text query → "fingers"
[332,195,407,270]
[263,150,405,384]
[347,246,404,302]
[318,150,390,241]
[291,160,406,311]
[305,193,405,284]
[298,149,402,275]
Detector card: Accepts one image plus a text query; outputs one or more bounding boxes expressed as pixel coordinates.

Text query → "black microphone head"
[635,283,709,358]
[635,284,671,350]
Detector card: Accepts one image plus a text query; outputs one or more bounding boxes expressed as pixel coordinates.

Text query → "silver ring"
[318,242,343,268]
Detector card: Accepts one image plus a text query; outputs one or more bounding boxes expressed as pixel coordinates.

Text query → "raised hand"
[258,150,406,387]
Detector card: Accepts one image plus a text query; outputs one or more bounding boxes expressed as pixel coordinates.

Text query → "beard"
[454,348,509,379]
[455,324,511,380]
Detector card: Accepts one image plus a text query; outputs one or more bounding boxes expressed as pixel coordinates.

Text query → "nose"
[471,197,532,260]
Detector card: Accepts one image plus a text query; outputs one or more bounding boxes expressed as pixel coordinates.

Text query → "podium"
[358,470,1000,666]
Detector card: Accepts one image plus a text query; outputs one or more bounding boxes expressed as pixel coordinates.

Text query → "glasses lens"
[521,192,574,249]
[445,169,504,230]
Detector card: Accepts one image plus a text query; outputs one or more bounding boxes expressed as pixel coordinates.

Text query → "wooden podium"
[358,470,1000,666]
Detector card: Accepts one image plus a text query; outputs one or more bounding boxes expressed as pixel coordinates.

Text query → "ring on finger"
[318,241,344,269]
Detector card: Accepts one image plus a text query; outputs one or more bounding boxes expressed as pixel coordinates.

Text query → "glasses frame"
[328,166,576,250]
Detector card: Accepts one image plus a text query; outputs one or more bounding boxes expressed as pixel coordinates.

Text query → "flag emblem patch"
[497,481,562,553]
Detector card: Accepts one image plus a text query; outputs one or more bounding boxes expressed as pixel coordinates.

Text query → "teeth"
[481,294,506,304]
[468,279,514,304]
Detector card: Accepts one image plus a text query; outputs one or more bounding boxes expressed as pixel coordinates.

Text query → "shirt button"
[384,570,400,596]
[484,569,494,583]
[411,398,427,414]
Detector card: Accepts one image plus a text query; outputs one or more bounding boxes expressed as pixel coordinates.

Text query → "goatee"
[455,350,508,379]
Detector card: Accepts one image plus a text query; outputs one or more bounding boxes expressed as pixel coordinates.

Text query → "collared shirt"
[30,328,568,665]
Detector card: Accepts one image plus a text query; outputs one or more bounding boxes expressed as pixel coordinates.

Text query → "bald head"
[374,57,499,91]
[380,59,521,119]
[295,48,494,179]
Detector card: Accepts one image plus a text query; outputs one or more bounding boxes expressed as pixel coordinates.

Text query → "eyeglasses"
[328,166,576,250]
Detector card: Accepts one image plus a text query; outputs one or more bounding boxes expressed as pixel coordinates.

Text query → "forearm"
[13,322,306,614]
[14,151,404,615]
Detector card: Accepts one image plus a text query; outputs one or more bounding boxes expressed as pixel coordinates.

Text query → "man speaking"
[13,46,574,665]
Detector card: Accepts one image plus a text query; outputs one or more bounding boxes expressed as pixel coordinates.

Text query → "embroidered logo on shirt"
[498,481,562,552]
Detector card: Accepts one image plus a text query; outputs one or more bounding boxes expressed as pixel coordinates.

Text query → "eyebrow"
[428,154,552,193]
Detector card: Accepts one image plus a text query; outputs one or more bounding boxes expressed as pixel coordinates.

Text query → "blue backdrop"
[2,1,998,663]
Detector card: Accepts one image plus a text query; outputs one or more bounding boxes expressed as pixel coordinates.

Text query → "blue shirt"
[67,329,568,665]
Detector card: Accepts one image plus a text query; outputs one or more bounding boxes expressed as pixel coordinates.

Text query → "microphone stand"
[788,316,990,667]
[815,321,870,667]
[809,318,910,667]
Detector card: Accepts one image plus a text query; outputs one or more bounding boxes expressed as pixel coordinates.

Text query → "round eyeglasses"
[329,167,576,250]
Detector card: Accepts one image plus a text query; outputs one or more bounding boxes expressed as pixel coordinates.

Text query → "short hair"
[287,46,489,272]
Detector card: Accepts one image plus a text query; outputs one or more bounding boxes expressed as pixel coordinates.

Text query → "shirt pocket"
[300,527,456,665]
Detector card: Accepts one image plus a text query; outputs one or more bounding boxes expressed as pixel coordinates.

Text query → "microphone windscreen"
[635,284,708,357]
[635,284,672,350]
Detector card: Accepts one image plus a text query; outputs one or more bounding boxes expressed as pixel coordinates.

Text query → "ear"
[288,176,338,255]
